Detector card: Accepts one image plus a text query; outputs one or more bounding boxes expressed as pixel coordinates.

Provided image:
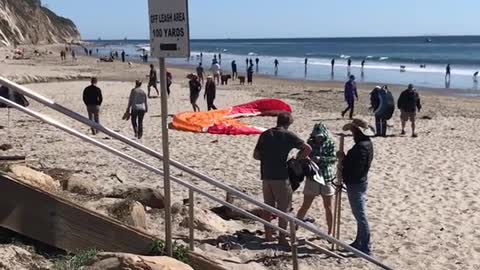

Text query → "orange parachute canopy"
[170,99,292,135]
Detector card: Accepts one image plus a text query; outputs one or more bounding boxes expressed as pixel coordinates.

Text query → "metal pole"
[188,188,194,251]
[332,135,345,250]
[290,219,299,270]
[158,57,172,257]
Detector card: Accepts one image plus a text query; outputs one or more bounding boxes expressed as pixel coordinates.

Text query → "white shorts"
[303,179,335,197]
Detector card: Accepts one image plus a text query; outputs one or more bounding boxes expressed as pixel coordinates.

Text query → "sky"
[42,0,479,40]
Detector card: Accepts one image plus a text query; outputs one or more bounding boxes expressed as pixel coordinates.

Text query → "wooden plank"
[0,173,157,254]
[0,155,26,161]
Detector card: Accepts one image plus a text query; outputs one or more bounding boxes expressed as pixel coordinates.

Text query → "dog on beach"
[238,76,246,85]
[221,74,231,85]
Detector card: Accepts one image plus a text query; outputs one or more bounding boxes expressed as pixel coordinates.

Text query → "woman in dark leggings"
[126,80,148,139]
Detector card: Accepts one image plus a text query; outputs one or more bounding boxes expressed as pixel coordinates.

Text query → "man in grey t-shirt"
[254,112,311,246]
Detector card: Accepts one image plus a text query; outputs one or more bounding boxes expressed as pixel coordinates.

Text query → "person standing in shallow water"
[342,75,358,119]
[126,80,148,139]
[445,64,451,81]
[331,58,335,72]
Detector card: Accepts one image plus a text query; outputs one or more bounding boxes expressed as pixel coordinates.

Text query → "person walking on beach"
[219,53,222,64]
[305,57,308,67]
[196,63,205,84]
[398,84,422,137]
[247,64,254,85]
[231,60,238,80]
[245,58,249,69]
[126,80,148,139]
[361,60,366,70]
[347,58,352,71]
[445,64,451,81]
[204,76,217,111]
[331,58,335,72]
[342,75,358,119]
[274,59,279,71]
[189,75,201,112]
[82,77,103,135]
[255,57,260,67]
[474,71,479,82]
[211,62,221,85]
[337,118,375,255]
[121,50,126,63]
[296,122,336,235]
[147,64,159,98]
[249,58,254,67]
[253,112,312,246]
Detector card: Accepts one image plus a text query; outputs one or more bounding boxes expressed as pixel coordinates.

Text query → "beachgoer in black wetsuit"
[446,64,451,81]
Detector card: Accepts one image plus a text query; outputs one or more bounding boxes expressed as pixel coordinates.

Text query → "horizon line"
[83,34,480,41]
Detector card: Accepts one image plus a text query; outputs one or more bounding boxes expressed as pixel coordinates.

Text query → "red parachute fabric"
[171,99,292,135]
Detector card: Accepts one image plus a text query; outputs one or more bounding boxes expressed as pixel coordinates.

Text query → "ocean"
[90,36,480,96]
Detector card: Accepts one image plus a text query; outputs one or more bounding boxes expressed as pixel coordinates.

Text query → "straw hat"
[343,118,375,137]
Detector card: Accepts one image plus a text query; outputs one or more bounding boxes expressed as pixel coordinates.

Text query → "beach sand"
[0,45,479,270]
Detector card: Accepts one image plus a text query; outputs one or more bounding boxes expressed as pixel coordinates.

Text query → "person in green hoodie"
[296,122,336,235]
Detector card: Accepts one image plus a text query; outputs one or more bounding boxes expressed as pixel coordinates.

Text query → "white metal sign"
[148,0,190,58]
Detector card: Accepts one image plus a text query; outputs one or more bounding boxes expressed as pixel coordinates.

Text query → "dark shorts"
[400,110,416,122]
[148,80,156,87]
[190,94,199,104]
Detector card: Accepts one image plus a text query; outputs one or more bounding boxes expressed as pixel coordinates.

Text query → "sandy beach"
[1,45,480,270]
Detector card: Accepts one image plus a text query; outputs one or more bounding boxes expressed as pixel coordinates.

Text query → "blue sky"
[42,0,479,39]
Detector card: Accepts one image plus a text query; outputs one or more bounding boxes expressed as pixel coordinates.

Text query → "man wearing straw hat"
[337,118,375,255]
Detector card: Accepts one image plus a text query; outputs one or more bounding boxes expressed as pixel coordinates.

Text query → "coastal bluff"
[0,0,80,46]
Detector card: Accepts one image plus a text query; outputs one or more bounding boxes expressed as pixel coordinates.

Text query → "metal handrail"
[0,77,393,269]
[0,95,340,260]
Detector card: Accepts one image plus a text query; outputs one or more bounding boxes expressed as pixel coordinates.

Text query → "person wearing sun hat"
[337,118,375,255]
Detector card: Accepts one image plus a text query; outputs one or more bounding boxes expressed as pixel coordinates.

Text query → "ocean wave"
[340,54,351,59]
[379,57,389,61]
[248,52,258,56]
